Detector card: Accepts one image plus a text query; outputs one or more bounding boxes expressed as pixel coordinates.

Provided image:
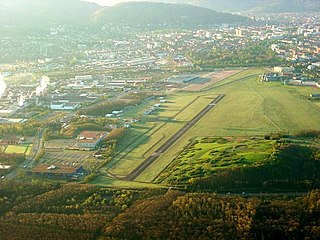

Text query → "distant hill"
[249,0,320,13]
[0,0,317,31]
[92,2,248,26]
[181,0,320,13]
[0,0,248,31]
[0,0,100,29]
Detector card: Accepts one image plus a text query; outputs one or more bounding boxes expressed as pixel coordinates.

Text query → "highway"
[125,94,225,181]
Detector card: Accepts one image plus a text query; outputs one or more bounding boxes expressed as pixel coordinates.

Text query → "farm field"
[155,136,275,184]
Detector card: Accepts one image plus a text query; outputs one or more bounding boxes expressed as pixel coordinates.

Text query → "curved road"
[125,94,225,181]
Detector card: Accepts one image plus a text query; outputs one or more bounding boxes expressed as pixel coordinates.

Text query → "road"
[125,94,225,181]
[5,128,45,179]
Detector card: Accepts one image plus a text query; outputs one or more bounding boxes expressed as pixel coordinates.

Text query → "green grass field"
[4,145,29,154]
[97,68,320,184]
[155,136,275,184]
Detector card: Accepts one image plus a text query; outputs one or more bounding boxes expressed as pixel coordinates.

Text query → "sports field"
[4,145,31,154]
[98,68,320,183]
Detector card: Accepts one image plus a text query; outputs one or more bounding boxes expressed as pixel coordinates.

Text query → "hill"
[192,0,320,13]
[0,0,317,31]
[91,2,248,26]
[248,0,320,13]
[0,0,248,31]
[0,0,100,29]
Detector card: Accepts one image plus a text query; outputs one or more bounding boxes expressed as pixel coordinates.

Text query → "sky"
[83,0,201,7]
[83,0,118,6]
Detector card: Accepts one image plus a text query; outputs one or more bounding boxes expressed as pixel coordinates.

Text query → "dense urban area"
[1,0,320,239]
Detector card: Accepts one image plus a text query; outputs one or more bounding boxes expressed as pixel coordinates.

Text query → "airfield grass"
[4,145,29,154]
[201,68,256,90]
[136,69,320,182]
[193,80,320,136]
[97,68,320,184]
[103,123,157,176]
[105,94,216,177]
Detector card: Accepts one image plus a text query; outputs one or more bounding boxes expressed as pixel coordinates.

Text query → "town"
[0,11,320,181]
[1,1,320,239]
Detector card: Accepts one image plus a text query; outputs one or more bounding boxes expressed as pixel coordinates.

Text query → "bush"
[83,173,98,183]
[295,130,320,138]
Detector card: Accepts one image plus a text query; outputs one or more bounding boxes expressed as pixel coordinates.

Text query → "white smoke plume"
[36,76,50,96]
[18,94,25,107]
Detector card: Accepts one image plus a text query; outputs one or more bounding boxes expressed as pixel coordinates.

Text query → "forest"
[0,181,320,240]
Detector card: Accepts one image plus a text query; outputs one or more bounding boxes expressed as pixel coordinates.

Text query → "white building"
[77,131,109,149]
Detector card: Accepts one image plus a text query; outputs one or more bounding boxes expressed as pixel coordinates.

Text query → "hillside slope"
[0,0,100,28]
[151,0,320,12]
[0,0,248,30]
[91,2,248,26]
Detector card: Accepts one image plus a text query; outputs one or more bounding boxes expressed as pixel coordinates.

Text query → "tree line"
[1,181,320,239]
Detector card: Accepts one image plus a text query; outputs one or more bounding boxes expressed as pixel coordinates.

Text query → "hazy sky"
[83,0,202,7]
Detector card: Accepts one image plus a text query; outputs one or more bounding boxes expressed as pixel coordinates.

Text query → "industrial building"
[166,75,199,84]
[27,164,83,179]
[77,131,109,149]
